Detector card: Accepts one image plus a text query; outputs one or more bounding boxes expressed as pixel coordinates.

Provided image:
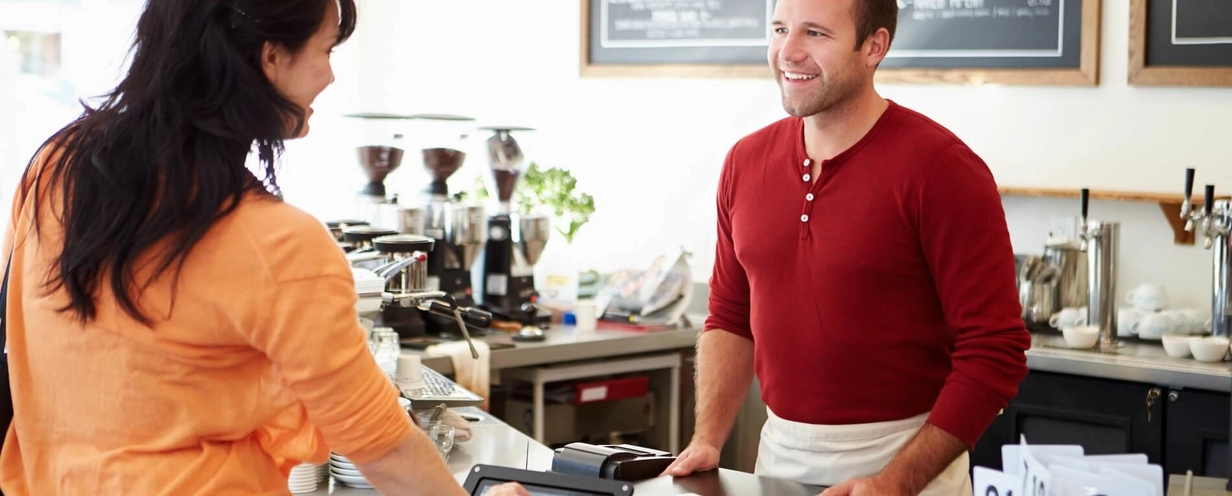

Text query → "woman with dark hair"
[0,1,526,494]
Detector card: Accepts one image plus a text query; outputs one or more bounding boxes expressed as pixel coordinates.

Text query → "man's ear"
[260,41,285,84]
[863,28,890,68]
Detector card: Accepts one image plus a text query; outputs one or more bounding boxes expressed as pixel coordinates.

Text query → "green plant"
[517,162,595,245]
[459,164,595,245]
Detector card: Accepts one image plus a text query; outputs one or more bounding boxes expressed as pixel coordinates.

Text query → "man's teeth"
[784,72,817,80]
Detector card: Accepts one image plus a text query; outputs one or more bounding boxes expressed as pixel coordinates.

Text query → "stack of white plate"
[329,453,372,489]
[288,462,326,494]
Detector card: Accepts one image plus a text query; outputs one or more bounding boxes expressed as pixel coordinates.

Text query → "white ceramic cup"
[1061,325,1100,349]
[1138,312,1180,340]
[1189,337,1231,363]
[395,354,424,391]
[573,300,598,332]
[1049,307,1088,329]
[1125,284,1169,312]
[1117,308,1148,337]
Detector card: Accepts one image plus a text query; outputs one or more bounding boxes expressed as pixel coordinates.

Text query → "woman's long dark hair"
[22,0,357,325]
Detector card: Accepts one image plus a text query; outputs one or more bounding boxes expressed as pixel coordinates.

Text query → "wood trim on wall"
[1127,0,1232,86]
[581,0,1101,86]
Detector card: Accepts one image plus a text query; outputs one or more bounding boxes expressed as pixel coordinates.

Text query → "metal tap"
[1181,168,1231,338]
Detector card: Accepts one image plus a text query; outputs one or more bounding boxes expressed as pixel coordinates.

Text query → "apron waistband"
[765,407,930,443]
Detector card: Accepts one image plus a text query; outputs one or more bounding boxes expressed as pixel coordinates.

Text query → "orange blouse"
[0,148,413,495]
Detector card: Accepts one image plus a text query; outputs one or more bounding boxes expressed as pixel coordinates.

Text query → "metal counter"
[306,407,823,496]
[1027,333,1232,392]
[406,324,701,375]
[409,321,1232,393]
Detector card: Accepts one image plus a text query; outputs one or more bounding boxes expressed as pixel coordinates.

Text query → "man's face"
[767,0,878,117]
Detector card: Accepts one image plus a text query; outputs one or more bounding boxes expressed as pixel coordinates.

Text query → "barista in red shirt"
[660,0,1030,494]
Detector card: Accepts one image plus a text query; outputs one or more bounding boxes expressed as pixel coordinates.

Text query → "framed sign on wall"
[580,0,1101,86]
[1128,0,1232,86]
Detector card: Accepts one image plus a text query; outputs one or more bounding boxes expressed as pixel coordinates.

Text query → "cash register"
[462,443,677,495]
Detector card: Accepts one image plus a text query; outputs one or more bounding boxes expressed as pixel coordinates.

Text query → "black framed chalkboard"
[580,0,1101,85]
[1129,0,1232,86]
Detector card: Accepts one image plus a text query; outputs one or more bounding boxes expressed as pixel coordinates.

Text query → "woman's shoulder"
[216,194,351,283]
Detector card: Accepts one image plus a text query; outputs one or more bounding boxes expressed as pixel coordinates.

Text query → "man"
[659,0,1030,495]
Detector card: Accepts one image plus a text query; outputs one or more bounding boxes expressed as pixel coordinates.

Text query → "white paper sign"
[974,466,1022,496]
[1018,436,1053,496]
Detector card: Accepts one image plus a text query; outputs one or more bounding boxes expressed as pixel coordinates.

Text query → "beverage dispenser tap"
[1180,169,1231,338]
[1078,188,1122,350]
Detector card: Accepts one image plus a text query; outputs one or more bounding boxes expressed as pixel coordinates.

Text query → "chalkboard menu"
[581,0,1101,84]
[1130,0,1232,86]
[585,0,775,66]
[882,0,1082,70]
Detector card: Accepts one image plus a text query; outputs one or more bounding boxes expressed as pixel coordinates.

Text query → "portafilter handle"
[419,295,484,360]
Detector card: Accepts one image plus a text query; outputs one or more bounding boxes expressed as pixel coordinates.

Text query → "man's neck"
[801,89,889,161]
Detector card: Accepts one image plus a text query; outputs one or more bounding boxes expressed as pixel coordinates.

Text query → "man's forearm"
[357,431,469,496]
[691,329,755,448]
[876,423,968,493]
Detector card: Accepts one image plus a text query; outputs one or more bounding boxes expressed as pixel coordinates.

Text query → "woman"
[0,1,526,495]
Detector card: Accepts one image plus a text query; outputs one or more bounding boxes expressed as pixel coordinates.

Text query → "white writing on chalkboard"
[600,0,773,48]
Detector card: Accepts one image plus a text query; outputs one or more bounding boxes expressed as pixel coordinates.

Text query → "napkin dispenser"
[550,443,676,482]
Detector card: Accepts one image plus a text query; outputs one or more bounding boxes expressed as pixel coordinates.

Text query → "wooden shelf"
[998,186,1230,246]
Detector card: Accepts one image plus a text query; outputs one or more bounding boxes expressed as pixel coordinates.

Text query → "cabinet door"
[1165,388,1230,478]
[971,371,1165,470]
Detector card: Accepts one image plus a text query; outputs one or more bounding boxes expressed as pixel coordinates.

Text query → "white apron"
[755,407,973,496]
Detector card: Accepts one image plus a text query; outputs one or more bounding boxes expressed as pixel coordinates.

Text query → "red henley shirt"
[705,100,1030,448]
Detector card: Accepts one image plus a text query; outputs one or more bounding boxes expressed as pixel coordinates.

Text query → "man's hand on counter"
[659,442,720,477]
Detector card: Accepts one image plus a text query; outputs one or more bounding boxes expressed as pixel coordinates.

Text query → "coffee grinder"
[477,126,552,341]
[408,115,491,338]
[343,113,414,226]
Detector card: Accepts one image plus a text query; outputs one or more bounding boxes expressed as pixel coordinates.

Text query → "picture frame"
[1128,0,1232,86]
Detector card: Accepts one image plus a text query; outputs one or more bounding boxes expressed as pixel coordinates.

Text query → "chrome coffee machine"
[477,126,551,341]
[360,234,492,353]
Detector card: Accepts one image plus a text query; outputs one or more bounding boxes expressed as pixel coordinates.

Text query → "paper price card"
[974,466,1022,496]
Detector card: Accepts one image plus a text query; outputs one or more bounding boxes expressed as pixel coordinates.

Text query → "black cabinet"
[1165,388,1230,478]
[972,371,1165,470]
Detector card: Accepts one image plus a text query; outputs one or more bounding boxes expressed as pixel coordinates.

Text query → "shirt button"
[801,214,809,222]
[806,193,815,201]
[802,173,811,182]
[803,159,811,167]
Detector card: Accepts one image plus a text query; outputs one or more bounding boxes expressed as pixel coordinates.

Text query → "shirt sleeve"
[704,143,753,340]
[916,142,1031,448]
[248,257,414,465]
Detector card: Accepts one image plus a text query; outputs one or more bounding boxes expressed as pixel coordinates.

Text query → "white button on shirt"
[801,214,809,222]
[806,193,815,201]
[803,174,811,182]
[803,159,811,167]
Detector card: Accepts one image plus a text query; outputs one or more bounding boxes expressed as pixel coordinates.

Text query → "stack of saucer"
[329,453,372,489]
[288,462,326,494]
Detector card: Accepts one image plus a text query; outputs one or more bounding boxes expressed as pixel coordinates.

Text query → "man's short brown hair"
[853,0,898,51]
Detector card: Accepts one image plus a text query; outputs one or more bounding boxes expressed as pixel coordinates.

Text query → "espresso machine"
[1180,169,1231,339]
[477,126,552,341]
[356,234,493,353]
